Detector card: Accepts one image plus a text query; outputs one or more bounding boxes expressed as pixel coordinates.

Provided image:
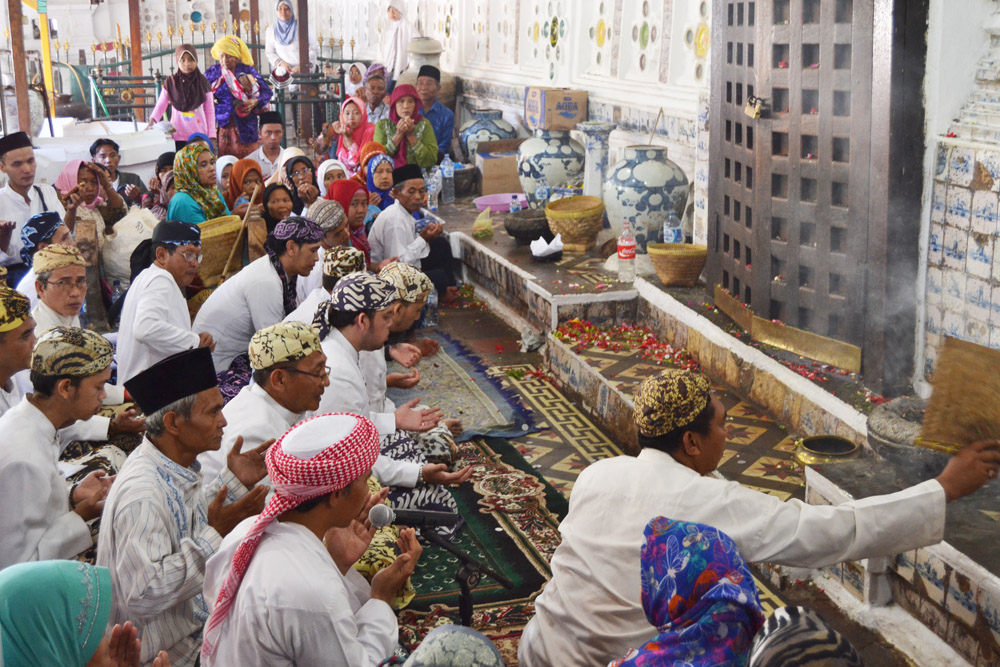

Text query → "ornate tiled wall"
[923,139,1000,379]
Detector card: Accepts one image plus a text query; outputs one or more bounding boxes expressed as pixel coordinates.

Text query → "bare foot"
[444,418,463,437]
[441,286,460,304]
[415,338,440,357]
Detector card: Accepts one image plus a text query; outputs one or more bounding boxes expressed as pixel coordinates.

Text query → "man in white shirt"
[0,285,36,416]
[199,320,328,481]
[117,221,214,384]
[202,413,420,665]
[286,244,365,326]
[15,210,75,308]
[519,369,1000,667]
[98,347,270,666]
[311,272,472,535]
[0,132,77,286]
[30,244,88,336]
[194,216,322,373]
[369,165,457,302]
[0,326,117,568]
[247,112,285,182]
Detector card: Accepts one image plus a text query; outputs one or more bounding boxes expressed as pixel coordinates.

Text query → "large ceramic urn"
[603,145,689,253]
[516,128,585,208]
[459,108,516,161]
[396,37,456,111]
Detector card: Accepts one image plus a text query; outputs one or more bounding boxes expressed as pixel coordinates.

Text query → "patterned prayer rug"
[400,436,567,664]
[387,332,538,441]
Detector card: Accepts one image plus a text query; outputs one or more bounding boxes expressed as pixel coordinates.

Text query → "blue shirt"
[166,192,230,225]
[421,100,454,156]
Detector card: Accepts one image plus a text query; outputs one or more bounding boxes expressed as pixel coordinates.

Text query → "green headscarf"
[0,561,113,666]
[173,143,228,220]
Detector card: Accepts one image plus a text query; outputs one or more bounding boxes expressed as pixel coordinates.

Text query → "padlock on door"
[744,95,763,119]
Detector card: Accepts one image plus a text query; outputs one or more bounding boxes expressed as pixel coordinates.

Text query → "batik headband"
[248,321,322,370]
[633,369,712,437]
[31,327,114,377]
[19,211,63,265]
[378,261,432,303]
[322,246,366,280]
[329,272,397,313]
[33,244,86,275]
[0,285,30,333]
[271,216,325,245]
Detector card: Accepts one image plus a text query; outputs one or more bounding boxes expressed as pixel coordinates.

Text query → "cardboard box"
[524,87,589,131]
[475,138,525,195]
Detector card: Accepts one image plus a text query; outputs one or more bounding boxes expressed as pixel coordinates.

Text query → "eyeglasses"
[45,277,88,291]
[285,365,331,380]
[291,167,313,178]
[179,251,203,264]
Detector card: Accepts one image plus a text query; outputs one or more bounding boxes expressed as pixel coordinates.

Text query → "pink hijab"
[55,160,106,210]
[335,96,375,177]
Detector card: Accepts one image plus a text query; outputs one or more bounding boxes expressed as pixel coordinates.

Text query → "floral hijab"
[55,160,105,210]
[174,144,228,219]
[388,84,424,168]
[609,517,765,667]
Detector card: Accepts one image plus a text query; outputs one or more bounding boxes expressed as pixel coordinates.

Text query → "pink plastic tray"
[473,193,529,212]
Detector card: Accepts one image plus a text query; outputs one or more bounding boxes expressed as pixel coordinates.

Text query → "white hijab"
[345,62,367,98]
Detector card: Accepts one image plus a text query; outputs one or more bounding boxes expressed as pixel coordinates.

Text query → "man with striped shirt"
[97,348,269,666]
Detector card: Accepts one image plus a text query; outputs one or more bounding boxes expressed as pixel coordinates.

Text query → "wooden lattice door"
[709,0,873,346]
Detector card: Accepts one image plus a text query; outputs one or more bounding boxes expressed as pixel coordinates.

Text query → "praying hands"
[72,470,114,521]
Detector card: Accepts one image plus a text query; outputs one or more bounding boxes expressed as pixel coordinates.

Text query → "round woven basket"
[647,243,708,287]
[197,215,243,284]
[544,196,605,253]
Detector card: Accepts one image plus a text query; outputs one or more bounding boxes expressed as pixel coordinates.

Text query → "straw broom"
[220,183,261,282]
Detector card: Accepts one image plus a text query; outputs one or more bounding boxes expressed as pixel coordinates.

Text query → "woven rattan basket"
[647,242,708,287]
[544,196,605,253]
[197,215,243,286]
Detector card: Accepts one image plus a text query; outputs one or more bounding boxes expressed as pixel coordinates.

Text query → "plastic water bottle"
[441,155,455,204]
[662,209,683,244]
[112,280,125,303]
[618,220,637,283]
[427,168,440,212]
[509,195,522,213]
[424,286,440,327]
[534,180,550,209]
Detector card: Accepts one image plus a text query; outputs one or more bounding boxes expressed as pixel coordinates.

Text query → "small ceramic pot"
[459,108,516,161]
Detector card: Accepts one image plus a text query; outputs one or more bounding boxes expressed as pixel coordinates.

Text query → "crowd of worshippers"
[1,30,1000,667]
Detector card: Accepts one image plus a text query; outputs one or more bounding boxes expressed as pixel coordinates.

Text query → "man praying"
[98,347,269,666]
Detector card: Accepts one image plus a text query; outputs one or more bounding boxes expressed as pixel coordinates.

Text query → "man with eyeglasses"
[116,220,216,384]
[198,321,328,481]
[31,244,89,336]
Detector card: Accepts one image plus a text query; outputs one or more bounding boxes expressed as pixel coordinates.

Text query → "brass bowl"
[795,435,860,467]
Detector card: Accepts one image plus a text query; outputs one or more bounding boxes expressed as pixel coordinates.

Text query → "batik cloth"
[32,326,113,376]
[248,320,322,370]
[633,369,712,437]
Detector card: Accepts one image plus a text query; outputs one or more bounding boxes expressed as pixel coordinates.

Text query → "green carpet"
[409,436,568,610]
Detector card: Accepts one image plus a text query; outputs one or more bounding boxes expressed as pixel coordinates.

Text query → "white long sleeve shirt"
[203,518,397,666]
[264,25,319,71]
[380,18,412,80]
[97,439,249,667]
[359,348,393,414]
[368,201,429,266]
[295,247,325,304]
[31,299,77,335]
[518,447,948,667]
[311,328,419,488]
[0,183,66,266]
[116,264,200,384]
[193,256,286,372]
[0,374,113,452]
[198,383,299,482]
[285,285,328,326]
[14,267,38,308]
[0,398,93,569]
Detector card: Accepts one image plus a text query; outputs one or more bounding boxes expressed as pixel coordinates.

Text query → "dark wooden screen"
[709,0,874,345]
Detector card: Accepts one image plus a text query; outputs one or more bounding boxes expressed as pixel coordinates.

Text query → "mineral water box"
[524,87,589,131]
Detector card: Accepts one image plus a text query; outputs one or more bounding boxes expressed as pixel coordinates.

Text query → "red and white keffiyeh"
[201,412,380,659]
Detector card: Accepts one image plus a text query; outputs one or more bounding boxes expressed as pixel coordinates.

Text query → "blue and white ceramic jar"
[459,108,516,161]
[517,128,585,208]
[603,145,689,253]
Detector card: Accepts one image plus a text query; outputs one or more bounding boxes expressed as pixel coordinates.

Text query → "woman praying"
[146,44,216,151]
[167,144,230,224]
[55,160,126,235]
[149,171,175,222]
[373,84,438,169]
[283,154,321,214]
[207,35,273,158]
[364,153,395,233]
[225,158,264,215]
[316,158,348,193]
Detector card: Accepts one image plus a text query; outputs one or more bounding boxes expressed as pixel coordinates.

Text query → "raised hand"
[388,369,421,390]
[226,436,274,487]
[323,485,388,573]
[0,221,16,253]
[73,470,114,521]
[936,440,1000,501]
[207,485,268,537]
[107,622,141,666]
[389,342,422,368]
[395,398,442,432]
[110,408,146,435]
[197,332,216,351]
[370,527,422,603]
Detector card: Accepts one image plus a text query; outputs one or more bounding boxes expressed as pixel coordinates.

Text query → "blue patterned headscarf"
[20,211,64,265]
[366,153,395,212]
[609,517,765,667]
[273,0,298,45]
[0,560,113,666]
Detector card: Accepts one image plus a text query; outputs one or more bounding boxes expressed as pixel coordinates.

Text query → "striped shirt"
[96,439,248,666]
